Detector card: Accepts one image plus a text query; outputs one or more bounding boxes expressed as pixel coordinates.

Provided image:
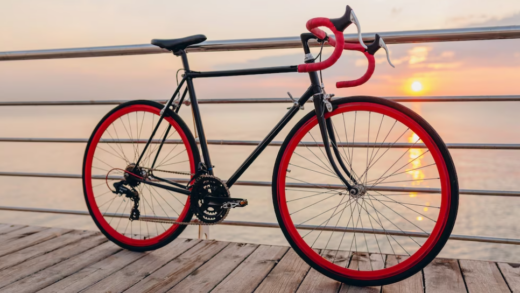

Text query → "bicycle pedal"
[222,199,248,209]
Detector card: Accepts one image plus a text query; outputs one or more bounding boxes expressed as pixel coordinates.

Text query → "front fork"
[313,93,358,191]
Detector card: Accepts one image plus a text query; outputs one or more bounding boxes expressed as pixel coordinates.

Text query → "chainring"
[190,175,230,224]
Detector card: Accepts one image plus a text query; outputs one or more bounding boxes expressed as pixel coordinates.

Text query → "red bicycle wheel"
[83,100,200,251]
[272,96,458,286]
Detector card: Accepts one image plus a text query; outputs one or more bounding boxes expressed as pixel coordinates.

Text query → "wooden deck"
[0,224,517,293]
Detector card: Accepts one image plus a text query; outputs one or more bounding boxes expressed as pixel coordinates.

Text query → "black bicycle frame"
[136,34,355,194]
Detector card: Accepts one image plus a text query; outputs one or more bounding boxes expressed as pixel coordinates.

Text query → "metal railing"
[0,25,519,244]
[1,206,519,245]
[0,137,519,150]
[0,171,519,197]
[1,26,519,61]
[1,95,520,106]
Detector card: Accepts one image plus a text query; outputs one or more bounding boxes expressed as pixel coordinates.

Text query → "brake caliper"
[323,93,335,112]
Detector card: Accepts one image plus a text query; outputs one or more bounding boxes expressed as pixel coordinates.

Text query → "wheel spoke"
[286,189,339,203]
[289,163,339,179]
[368,191,437,222]
[364,163,436,184]
[293,152,336,176]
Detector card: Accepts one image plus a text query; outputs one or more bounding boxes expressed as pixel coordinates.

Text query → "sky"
[0,0,519,101]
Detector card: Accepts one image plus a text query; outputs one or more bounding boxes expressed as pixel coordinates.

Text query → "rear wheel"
[82,100,200,251]
[272,96,458,286]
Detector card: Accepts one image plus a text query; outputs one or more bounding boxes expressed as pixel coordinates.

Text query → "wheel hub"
[124,163,146,187]
[349,184,366,199]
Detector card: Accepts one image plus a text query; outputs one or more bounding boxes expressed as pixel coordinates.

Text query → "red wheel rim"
[276,102,451,280]
[84,104,195,247]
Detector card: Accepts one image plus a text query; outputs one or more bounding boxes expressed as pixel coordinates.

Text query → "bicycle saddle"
[151,34,207,52]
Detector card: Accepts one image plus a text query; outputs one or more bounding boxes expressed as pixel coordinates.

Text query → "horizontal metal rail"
[1,26,519,61]
[0,95,519,106]
[0,205,518,245]
[0,171,518,197]
[0,137,518,150]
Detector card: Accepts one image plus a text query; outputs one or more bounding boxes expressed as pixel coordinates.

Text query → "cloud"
[408,47,431,64]
[441,51,455,58]
[391,7,403,15]
[447,11,520,28]
[468,11,520,27]
[426,62,462,69]
[446,14,489,27]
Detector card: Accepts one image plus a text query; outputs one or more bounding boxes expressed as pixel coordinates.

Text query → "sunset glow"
[411,81,423,92]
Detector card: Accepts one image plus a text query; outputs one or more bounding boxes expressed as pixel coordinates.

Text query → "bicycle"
[82,5,458,286]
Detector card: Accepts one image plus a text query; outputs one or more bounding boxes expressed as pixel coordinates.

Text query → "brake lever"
[366,34,395,68]
[350,10,367,49]
[379,37,395,68]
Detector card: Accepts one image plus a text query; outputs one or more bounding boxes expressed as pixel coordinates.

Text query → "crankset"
[190,175,248,224]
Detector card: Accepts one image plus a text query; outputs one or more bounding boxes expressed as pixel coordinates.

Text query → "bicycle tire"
[272,96,458,286]
[82,100,200,251]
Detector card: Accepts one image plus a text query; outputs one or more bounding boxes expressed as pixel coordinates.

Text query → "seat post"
[177,50,215,175]
[178,50,191,72]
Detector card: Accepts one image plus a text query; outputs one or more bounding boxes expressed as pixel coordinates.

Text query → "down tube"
[226,87,314,187]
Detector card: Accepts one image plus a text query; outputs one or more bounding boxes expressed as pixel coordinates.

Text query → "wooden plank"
[340,252,386,293]
[39,248,147,293]
[297,249,351,293]
[460,259,510,293]
[0,227,71,257]
[168,242,258,293]
[212,245,289,293]
[0,224,26,235]
[0,225,47,245]
[1,240,121,293]
[497,262,520,292]
[125,240,229,293]
[0,230,98,271]
[82,238,200,293]
[255,248,311,293]
[424,258,466,293]
[382,255,424,293]
[0,234,107,289]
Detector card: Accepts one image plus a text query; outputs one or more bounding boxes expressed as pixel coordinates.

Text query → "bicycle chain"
[141,167,193,176]
[137,169,224,226]
[141,217,221,226]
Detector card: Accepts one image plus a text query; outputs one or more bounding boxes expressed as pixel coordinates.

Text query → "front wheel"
[272,96,458,286]
[82,100,200,251]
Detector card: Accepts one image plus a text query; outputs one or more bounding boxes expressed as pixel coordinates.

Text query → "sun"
[411,81,423,92]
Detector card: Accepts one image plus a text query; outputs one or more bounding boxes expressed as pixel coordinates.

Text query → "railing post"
[198,224,210,240]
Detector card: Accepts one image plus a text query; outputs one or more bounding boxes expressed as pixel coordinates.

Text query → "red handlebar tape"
[297,18,345,73]
[299,19,375,88]
[327,37,375,88]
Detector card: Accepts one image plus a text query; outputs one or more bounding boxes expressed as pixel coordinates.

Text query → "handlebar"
[297,5,395,88]
[296,18,345,73]
[297,5,368,73]
[297,5,356,73]
[327,37,375,88]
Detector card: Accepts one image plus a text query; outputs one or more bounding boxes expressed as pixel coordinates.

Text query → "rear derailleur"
[113,181,140,221]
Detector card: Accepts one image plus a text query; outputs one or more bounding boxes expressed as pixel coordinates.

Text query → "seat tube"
[180,51,214,175]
